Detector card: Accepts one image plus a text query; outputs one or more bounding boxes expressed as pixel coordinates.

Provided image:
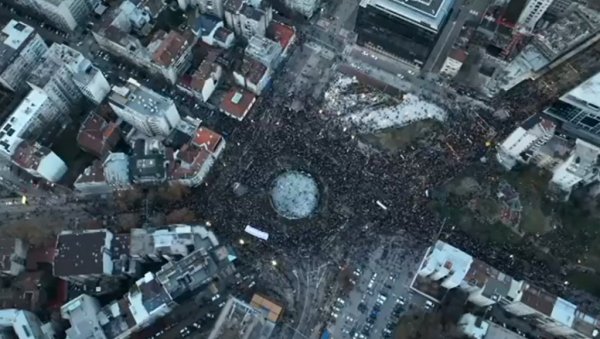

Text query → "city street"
[330,236,427,339]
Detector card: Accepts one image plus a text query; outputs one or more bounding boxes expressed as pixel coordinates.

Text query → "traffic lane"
[348,46,418,78]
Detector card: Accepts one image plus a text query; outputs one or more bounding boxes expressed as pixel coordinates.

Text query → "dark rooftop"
[193,15,221,36]
[54,230,110,277]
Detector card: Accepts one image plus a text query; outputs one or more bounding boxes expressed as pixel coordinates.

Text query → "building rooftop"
[74,161,107,186]
[220,88,257,121]
[571,312,600,338]
[533,5,600,60]
[156,246,234,301]
[192,127,223,152]
[110,78,175,117]
[0,271,46,311]
[112,234,131,258]
[189,51,220,91]
[241,2,265,21]
[362,0,454,32]
[0,87,51,156]
[449,48,468,63]
[130,225,219,259]
[520,284,557,316]
[224,0,244,12]
[193,15,221,37]
[130,139,168,183]
[421,240,473,287]
[484,322,526,339]
[170,145,212,181]
[11,141,67,183]
[54,230,113,277]
[208,297,276,339]
[563,71,600,110]
[551,297,577,329]
[151,30,194,67]
[214,27,233,44]
[0,20,34,72]
[267,22,295,50]
[77,113,120,159]
[239,57,268,84]
[250,294,283,322]
[104,152,131,186]
[246,35,282,67]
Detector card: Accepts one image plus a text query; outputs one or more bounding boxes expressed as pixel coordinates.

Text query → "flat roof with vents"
[109,78,174,116]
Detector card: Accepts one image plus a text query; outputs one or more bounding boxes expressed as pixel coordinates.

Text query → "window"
[21,325,31,337]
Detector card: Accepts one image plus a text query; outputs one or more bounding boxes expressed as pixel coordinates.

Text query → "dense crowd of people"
[162,73,587,307]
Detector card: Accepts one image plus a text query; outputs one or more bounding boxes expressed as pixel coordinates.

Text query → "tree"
[156,184,190,203]
[165,208,196,224]
[116,213,141,231]
[394,311,464,339]
[114,187,144,211]
[2,217,61,245]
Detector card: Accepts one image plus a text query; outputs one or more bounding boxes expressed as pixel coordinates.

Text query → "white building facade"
[19,0,92,31]
[0,20,48,92]
[550,139,600,197]
[282,0,320,18]
[109,78,181,137]
[0,88,61,157]
[517,0,553,32]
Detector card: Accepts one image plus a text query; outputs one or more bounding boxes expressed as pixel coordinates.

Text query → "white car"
[424,300,434,309]
[331,312,338,318]
[211,294,221,302]
[337,298,346,305]
[396,297,405,305]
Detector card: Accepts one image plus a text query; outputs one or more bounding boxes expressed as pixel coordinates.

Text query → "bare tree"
[165,207,196,224]
[394,311,464,339]
[114,187,144,211]
[156,184,190,203]
[116,213,142,231]
[2,217,60,245]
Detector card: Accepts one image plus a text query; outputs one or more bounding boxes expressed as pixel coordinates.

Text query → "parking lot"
[330,239,436,338]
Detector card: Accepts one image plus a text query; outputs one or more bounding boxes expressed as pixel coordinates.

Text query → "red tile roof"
[26,244,55,271]
[220,88,256,121]
[189,51,220,91]
[170,145,212,180]
[267,22,296,50]
[449,48,468,63]
[192,127,223,153]
[240,57,268,84]
[77,113,120,159]
[75,161,106,185]
[214,27,233,43]
[11,141,45,171]
[153,31,193,67]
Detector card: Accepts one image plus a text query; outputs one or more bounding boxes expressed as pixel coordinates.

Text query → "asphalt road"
[423,0,494,73]
[330,237,426,339]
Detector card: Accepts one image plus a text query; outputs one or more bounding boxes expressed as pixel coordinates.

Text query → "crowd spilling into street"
[148,70,582,308]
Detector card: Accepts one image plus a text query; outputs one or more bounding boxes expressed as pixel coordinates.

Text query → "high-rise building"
[544,72,600,144]
[108,78,181,137]
[0,88,62,157]
[0,20,48,92]
[282,0,320,18]
[28,43,110,112]
[18,0,93,31]
[224,0,273,38]
[516,0,553,32]
[355,0,455,68]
